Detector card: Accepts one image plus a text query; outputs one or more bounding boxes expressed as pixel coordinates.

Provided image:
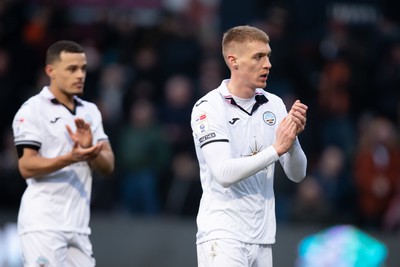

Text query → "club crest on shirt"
[263,111,276,126]
[36,256,49,267]
[85,114,93,126]
[195,113,209,135]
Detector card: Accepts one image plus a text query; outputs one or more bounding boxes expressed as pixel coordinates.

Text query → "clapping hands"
[288,100,308,135]
[273,100,308,156]
[66,118,103,162]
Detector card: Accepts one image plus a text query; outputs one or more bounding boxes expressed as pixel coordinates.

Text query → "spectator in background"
[291,175,331,224]
[122,46,161,113]
[132,46,161,83]
[123,79,158,111]
[96,63,128,130]
[374,41,400,122]
[117,99,171,215]
[158,74,202,215]
[354,115,400,229]
[159,74,196,153]
[384,190,400,232]
[314,145,356,223]
[197,56,225,96]
[293,145,356,225]
[0,129,25,209]
[316,58,356,160]
[158,11,202,79]
[164,151,201,216]
[89,63,128,211]
[0,47,16,143]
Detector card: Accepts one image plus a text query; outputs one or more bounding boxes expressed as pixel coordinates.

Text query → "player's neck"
[49,86,75,110]
[227,79,255,99]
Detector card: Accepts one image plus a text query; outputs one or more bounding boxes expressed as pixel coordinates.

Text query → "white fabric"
[20,231,95,267]
[191,80,307,245]
[197,239,272,267]
[231,95,256,113]
[12,86,108,235]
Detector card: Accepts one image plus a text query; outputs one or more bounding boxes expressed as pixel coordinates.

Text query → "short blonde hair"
[222,25,270,60]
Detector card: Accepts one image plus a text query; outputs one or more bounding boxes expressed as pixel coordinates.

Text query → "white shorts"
[197,239,272,267]
[19,231,95,267]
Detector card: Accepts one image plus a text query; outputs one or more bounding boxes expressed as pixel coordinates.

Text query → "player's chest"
[225,107,278,154]
[41,106,92,137]
[225,107,278,138]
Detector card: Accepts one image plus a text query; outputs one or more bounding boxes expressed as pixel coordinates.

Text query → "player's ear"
[45,64,55,79]
[227,55,238,70]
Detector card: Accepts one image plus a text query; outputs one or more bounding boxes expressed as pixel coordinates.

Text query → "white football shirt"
[191,80,307,245]
[12,86,108,235]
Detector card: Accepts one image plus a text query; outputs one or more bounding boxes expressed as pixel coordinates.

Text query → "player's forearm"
[89,143,115,175]
[219,146,279,187]
[281,138,307,182]
[18,154,74,179]
[204,143,279,188]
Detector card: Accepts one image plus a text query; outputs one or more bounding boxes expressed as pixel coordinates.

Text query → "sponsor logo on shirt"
[263,111,276,126]
[228,118,240,125]
[199,132,216,143]
[195,113,209,135]
[50,117,61,123]
[195,100,208,107]
[14,117,25,135]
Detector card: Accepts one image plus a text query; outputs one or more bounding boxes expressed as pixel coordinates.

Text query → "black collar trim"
[224,94,268,115]
[50,98,83,115]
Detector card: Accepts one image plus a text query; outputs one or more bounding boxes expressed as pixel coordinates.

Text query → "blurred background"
[0,0,400,266]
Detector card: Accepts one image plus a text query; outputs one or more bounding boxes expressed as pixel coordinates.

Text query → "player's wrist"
[272,144,284,156]
[272,144,282,156]
[63,152,77,165]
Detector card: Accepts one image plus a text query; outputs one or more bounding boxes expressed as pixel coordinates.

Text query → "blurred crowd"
[0,0,400,232]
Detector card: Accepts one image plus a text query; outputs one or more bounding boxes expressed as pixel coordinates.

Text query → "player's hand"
[66,118,93,148]
[273,115,297,156]
[70,141,103,162]
[288,100,308,135]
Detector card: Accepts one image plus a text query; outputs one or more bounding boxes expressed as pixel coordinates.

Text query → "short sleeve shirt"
[12,87,108,235]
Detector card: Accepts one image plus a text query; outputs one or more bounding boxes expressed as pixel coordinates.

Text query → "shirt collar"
[40,86,83,106]
[218,79,269,106]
